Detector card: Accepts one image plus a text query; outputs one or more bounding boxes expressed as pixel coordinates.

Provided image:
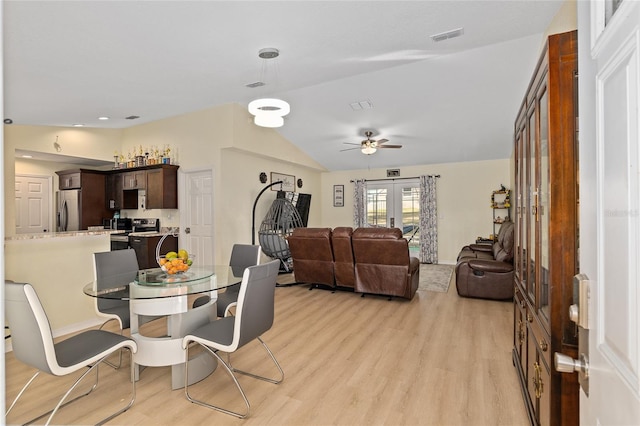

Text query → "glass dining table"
[83,265,244,390]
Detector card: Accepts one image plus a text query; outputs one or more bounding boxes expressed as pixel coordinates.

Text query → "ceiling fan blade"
[343,142,361,146]
[340,147,361,152]
[376,138,390,144]
[378,144,403,149]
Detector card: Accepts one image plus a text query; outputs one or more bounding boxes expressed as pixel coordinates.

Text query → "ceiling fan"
[340,131,403,155]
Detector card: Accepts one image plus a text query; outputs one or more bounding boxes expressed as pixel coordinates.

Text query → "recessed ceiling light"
[21,155,33,158]
[72,124,84,127]
[98,116,110,120]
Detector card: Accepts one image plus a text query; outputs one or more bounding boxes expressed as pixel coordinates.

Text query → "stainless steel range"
[106,218,133,250]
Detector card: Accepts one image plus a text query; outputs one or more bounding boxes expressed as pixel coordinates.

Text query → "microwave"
[103,218,132,231]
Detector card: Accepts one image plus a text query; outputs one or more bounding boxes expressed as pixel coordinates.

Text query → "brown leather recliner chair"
[455,219,515,300]
[332,227,355,289]
[287,227,335,287]
[351,227,420,300]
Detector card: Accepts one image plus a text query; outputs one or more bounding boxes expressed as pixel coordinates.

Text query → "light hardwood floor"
[4,273,529,425]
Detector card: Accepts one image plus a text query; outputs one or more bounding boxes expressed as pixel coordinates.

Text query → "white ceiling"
[4,1,564,171]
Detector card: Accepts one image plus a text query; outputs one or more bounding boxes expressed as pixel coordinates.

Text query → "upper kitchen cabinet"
[56,170,82,190]
[105,173,124,210]
[105,164,179,210]
[122,170,147,190]
[146,165,178,209]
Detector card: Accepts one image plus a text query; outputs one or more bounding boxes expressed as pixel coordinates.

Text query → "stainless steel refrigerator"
[56,190,80,232]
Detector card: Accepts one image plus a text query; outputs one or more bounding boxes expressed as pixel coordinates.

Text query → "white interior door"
[365,179,420,252]
[15,174,51,234]
[180,169,214,266]
[580,1,640,423]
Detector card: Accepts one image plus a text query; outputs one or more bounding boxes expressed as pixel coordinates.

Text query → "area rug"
[418,263,454,293]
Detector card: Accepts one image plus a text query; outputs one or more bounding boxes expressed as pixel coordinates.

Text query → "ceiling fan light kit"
[361,145,377,155]
[341,130,402,155]
[248,48,290,128]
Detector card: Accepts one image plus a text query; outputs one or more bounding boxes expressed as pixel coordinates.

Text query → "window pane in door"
[366,188,387,226]
[401,186,420,256]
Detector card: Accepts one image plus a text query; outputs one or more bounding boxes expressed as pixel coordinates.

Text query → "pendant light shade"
[248,48,290,128]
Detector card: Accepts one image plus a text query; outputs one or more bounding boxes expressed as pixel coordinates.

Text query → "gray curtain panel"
[419,175,438,264]
[353,179,366,228]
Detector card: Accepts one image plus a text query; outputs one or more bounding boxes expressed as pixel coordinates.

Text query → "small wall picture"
[333,184,344,207]
[270,172,295,192]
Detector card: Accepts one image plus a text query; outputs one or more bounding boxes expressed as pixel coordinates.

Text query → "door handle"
[185,227,191,234]
[555,352,589,377]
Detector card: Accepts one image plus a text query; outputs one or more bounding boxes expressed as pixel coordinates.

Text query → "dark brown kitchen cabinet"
[105,173,123,210]
[512,30,579,426]
[122,170,146,190]
[106,164,178,210]
[57,171,82,190]
[146,165,178,209]
[55,169,110,229]
[129,234,177,269]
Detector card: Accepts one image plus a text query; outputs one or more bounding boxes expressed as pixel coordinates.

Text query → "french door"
[365,179,420,254]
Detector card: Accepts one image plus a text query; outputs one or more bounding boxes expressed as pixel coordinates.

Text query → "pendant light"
[248,48,290,128]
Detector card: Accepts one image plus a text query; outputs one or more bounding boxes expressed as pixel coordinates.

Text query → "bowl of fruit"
[158,249,193,275]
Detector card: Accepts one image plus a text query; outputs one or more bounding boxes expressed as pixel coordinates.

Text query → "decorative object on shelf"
[333,185,344,207]
[297,178,303,188]
[259,172,268,184]
[491,187,511,237]
[270,172,295,192]
[247,47,290,128]
[113,144,175,169]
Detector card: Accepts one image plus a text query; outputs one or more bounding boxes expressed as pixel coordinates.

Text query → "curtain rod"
[349,175,440,183]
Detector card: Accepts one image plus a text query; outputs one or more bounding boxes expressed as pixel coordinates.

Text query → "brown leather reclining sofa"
[288,227,419,300]
[455,219,515,300]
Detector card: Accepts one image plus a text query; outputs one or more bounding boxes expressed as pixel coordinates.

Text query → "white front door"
[365,179,420,253]
[180,169,214,266]
[15,174,51,234]
[579,0,640,423]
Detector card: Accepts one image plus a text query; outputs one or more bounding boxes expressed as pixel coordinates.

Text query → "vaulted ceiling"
[4,1,565,171]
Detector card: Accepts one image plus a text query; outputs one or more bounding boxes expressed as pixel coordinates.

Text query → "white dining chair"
[5,281,137,425]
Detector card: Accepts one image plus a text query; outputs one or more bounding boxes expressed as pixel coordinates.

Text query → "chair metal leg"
[229,337,284,385]
[99,319,124,370]
[184,343,251,418]
[5,349,135,426]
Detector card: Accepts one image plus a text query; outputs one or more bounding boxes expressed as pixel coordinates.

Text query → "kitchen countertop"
[5,229,125,241]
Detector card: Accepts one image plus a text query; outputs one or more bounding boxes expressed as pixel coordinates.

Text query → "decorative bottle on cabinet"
[512,30,579,426]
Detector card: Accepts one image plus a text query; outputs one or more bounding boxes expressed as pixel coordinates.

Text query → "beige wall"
[119,103,326,264]
[4,125,122,236]
[321,159,511,264]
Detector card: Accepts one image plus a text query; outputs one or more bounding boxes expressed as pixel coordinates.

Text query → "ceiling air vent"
[430,27,464,42]
[245,81,266,88]
[125,115,140,120]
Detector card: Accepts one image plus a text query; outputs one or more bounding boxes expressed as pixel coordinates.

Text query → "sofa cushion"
[288,227,335,286]
[332,227,355,288]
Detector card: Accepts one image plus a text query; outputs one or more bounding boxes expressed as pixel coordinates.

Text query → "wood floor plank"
[4,273,528,425]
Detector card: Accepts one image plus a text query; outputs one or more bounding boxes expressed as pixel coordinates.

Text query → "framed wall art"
[270,172,295,192]
[333,184,344,207]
